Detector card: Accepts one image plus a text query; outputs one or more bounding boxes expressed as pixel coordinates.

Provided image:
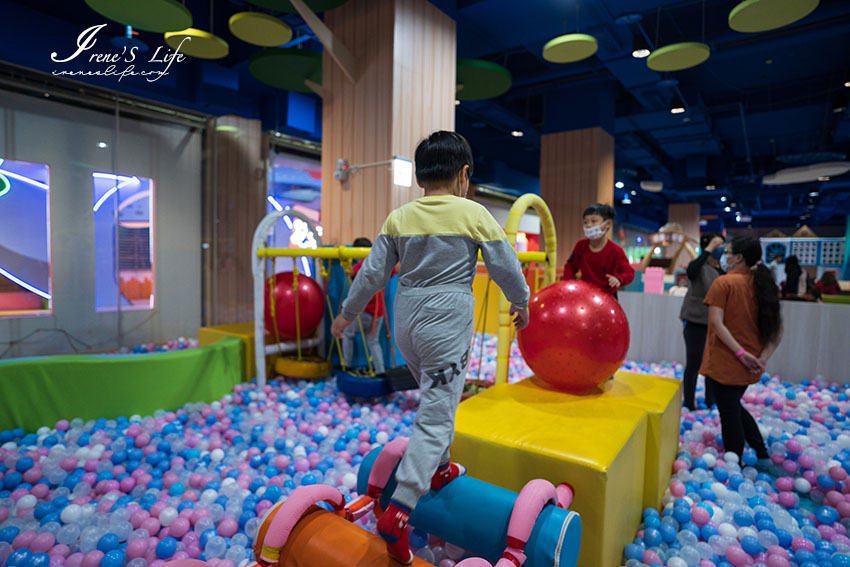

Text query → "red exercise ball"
[517,280,630,393]
[263,271,325,339]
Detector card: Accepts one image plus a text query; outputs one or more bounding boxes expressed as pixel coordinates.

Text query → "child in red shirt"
[562,203,635,298]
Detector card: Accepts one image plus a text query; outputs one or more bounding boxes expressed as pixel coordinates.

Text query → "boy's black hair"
[414,131,474,184]
[352,237,372,248]
[729,237,782,345]
[784,255,801,276]
[699,231,725,250]
[582,203,615,221]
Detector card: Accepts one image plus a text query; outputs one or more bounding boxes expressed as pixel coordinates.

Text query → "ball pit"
[0,379,425,567]
[624,362,850,567]
[5,352,850,567]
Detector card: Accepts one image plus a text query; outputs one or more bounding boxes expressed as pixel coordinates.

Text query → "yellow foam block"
[452,377,648,567]
[599,371,682,509]
[199,322,266,381]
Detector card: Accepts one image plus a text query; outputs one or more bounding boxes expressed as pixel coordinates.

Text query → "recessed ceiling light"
[705,184,716,190]
[630,190,636,195]
[845,80,850,88]
[632,48,650,59]
[809,191,819,197]
[615,181,624,189]
[720,196,727,202]
[670,96,685,114]
[817,176,830,181]
[724,206,731,212]
[97,142,109,149]
[455,100,460,106]
[510,130,524,137]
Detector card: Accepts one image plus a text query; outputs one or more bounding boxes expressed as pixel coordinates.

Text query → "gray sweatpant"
[390,284,474,509]
[342,312,386,375]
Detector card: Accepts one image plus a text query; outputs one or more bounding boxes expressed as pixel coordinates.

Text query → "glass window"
[0,158,51,317]
[266,152,322,277]
[92,172,154,311]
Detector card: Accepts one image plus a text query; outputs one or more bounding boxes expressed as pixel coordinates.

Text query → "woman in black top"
[781,255,809,299]
[679,232,725,410]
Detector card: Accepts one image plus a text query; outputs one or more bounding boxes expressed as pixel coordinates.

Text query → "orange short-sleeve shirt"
[699,271,764,386]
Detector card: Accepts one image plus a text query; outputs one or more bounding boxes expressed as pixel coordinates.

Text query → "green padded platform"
[0,337,243,432]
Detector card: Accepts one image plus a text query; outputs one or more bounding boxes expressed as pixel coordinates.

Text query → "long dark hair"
[785,255,801,276]
[820,271,837,287]
[730,237,782,344]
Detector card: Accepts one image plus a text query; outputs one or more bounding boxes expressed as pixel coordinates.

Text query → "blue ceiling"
[1,0,849,231]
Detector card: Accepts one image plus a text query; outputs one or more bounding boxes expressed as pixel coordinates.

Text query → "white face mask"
[584,223,607,240]
[721,253,739,272]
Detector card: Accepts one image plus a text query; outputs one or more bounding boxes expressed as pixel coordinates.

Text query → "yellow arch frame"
[495,194,557,384]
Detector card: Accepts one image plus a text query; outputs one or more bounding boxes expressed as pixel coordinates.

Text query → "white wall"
[0,90,202,356]
[477,196,540,234]
[620,291,849,384]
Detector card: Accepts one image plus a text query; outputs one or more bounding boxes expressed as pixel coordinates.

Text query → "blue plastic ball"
[97,533,120,553]
[101,550,125,567]
[28,552,50,567]
[156,537,177,559]
[741,536,763,556]
[624,544,643,561]
[644,528,663,547]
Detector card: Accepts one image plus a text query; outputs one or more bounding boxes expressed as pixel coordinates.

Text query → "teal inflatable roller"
[357,446,581,567]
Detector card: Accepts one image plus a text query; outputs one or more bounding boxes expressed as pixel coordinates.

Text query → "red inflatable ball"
[518,280,630,393]
[263,271,325,339]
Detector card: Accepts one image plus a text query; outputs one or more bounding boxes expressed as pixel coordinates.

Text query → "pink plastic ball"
[294,459,310,473]
[726,545,752,567]
[670,481,686,497]
[65,554,84,567]
[31,533,55,553]
[786,439,802,454]
[798,455,815,469]
[766,554,790,567]
[13,530,37,550]
[55,419,70,431]
[81,551,103,567]
[778,492,797,508]
[170,517,191,539]
[643,550,661,565]
[126,539,148,559]
[217,518,238,538]
[692,507,711,526]
[50,545,70,558]
[775,477,794,492]
[831,467,848,481]
[791,537,815,552]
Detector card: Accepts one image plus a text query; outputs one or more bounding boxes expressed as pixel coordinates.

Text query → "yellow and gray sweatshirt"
[341,195,530,320]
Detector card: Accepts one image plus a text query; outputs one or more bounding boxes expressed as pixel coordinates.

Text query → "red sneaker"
[430,462,466,491]
[376,502,414,564]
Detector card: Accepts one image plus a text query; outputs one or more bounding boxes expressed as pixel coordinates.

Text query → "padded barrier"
[0,337,243,432]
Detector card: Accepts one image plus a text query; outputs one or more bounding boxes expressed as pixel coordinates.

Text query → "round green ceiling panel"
[250,49,322,92]
[243,0,349,13]
[647,42,710,72]
[542,33,598,63]
[456,59,512,101]
[165,29,229,59]
[84,0,192,33]
[229,12,293,47]
[728,0,819,33]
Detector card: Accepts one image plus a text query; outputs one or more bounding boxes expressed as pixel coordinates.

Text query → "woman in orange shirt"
[700,237,783,462]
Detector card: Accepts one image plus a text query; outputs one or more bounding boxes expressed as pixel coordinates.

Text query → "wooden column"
[539,127,614,267]
[204,115,266,325]
[320,0,456,244]
[668,203,700,242]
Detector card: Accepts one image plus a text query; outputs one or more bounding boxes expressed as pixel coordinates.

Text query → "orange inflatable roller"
[253,501,432,567]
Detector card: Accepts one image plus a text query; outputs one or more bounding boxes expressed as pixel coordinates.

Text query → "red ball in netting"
[263,271,325,339]
[518,280,630,392]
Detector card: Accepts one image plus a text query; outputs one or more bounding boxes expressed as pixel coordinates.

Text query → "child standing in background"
[562,203,635,298]
[342,237,396,375]
[701,237,783,462]
[331,131,530,564]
